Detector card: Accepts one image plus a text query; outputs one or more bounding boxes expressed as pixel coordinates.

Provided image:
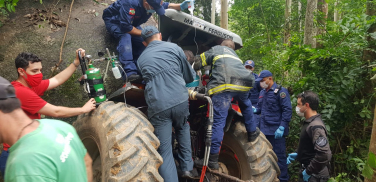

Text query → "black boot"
[195,153,219,170]
[179,168,199,179]
[248,127,260,142]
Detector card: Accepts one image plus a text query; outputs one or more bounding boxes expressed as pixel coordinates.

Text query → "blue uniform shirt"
[255,83,292,135]
[137,41,195,118]
[103,0,169,33]
[248,72,261,104]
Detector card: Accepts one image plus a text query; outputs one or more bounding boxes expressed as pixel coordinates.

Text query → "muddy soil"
[0,0,130,123]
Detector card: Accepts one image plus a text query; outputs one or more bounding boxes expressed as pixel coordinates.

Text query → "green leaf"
[11,0,18,5]
[359,113,365,118]
[39,0,42,4]
[369,152,376,169]
[11,5,15,12]
[95,12,99,17]
[362,164,374,179]
[361,99,365,104]
[0,0,5,8]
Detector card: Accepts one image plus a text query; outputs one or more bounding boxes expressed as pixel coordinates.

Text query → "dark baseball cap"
[146,0,165,15]
[255,70,273,82]
[244,60,255,67]
[141,26,160,40]
[0,76,16,100]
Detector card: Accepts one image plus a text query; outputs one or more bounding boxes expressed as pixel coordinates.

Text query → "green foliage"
[363,152,376,179]
[230,0,375,181]
[0,0,18,27]
[0,0,19,13]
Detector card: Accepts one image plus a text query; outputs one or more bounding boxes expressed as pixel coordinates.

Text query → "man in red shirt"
[0,48,96,177]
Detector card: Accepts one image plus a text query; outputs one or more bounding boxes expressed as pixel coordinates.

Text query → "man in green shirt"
[0,76,93,182]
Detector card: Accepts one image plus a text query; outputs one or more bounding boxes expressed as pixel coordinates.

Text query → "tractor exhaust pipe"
[188,89,213,182]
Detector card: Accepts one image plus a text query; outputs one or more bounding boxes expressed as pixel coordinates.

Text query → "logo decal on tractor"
[129,8,135,15]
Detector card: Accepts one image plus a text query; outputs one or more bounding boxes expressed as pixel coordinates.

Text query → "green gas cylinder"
[86,64,106,103]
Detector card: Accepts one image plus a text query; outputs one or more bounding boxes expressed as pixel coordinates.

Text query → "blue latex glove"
[274,126,284,139]
[286,152,297,164]
[180,0,194,10]
[252,106,257,113]
[302,169,311,182]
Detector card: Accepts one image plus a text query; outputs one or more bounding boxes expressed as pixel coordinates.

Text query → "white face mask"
[296,106,305,117]
[260,81,268,89]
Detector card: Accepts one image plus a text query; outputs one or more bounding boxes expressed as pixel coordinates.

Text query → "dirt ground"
[0,0,127,124]
[0,0,122,180]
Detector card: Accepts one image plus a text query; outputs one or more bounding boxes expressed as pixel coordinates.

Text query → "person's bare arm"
[48,48,84,91]
[84,153,93,182]
[37,98,96,118]
[168,3,182,10]
[128,27,142,36]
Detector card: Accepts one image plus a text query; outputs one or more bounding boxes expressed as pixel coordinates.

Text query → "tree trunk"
[284,0,292,45]
[334,0,339,22]
[316,0,328,48]
[365,103,376,182]
[363,0,376,63]
[211,0,216,24]
[298,0,302,33]
[220,0,228,30]
[365,1,376,182]
[304,0,317,48]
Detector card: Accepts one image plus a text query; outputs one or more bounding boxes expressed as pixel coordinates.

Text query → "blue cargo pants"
[104,21,145,77]
[266,135,289,182]
[211,91,256,154]
[149,101,194,182]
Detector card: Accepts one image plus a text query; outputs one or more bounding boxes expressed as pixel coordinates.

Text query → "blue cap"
[146,0,165,15]
[141,26,160,40]
[244,60,255,67]
[255,70,273,82]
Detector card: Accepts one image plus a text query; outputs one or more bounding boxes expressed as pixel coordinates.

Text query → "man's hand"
[180,0,194,10]
[286,152,297,164]
[82,98,96,113]
[274,126,284,139]
[74,48,85,67]
[48,48,86,91]
[252,106,257,113]
[302,169,311,182]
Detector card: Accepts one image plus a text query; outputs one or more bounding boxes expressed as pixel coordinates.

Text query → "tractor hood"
[159,9,243,54]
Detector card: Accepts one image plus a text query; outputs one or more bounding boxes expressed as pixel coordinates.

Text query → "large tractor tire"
[220,121,280,182]
[73,101,163,182]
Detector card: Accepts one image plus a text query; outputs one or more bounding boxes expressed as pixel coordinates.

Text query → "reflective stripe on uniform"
[212,54,242,65]
[208,84,252,95]
[200,53,207,66]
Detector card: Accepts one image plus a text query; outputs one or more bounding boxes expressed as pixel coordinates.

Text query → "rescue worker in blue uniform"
[254,70,292,182]
[137,26,197,181]
[102,0,191,79]
[244,60,261,126]
[193,39,260,170]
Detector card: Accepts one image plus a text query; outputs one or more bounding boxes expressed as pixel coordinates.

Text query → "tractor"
[73,9,280,182]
